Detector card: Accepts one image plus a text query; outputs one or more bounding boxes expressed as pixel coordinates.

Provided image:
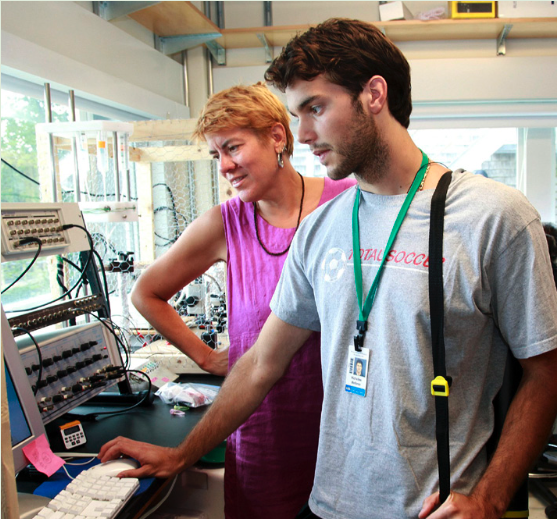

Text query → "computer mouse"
[88,458,140,477]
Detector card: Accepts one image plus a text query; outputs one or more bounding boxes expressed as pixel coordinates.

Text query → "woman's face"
[206,128,281,203]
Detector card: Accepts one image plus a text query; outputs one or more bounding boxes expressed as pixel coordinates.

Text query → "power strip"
[1,203,90,262]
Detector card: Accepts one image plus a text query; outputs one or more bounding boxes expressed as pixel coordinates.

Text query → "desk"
[45,375,224,453]
[18,375,226,519]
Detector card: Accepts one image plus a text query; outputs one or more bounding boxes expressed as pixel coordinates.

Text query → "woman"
[130,82,356,518]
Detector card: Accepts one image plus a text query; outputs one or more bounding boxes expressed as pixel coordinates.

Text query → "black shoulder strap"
[428,170,452,504]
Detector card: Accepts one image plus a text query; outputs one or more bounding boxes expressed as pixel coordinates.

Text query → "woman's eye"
[228,145,238,153]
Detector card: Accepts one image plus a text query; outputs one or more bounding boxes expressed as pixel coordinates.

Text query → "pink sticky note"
[22,434,65,477]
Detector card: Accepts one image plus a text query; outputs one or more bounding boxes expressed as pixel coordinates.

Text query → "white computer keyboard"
[32,469,140,519]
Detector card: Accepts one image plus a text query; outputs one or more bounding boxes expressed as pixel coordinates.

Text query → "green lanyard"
[352,150,429,351]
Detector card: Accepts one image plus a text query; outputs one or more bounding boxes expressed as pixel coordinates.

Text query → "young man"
[99,18,557,519]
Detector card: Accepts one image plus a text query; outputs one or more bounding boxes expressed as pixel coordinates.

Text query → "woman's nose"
[219,155,235,175]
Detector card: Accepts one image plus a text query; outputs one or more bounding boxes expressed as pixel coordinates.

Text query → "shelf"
[128,2,219,37]
[216,17,557,49]
[121,2,557,57]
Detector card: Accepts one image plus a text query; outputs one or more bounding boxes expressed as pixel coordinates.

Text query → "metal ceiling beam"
[206,40,226,66]
[264,1,273,26]
[497,24,513,56]
[155,33,223,55]
[98,1,160,21]
[257,33,273,63]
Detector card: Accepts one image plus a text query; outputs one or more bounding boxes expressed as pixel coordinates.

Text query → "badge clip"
[354,332,364,352]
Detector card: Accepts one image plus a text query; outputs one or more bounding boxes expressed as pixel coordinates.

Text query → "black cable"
[109,321,133,369]
[79,370,152,420]
[62,256,82,271]
[153,183,180,241]
[91,232,118,260]
[1,158,40,186]
[92,250,111,316]
[153,206,188,225]
[1,238,43,294]
[56,257,70,298]
[6,225,94,313]
[61,189,138,201]
[12,327,43,396]
[84,312,130,369]
[154,233,178,245]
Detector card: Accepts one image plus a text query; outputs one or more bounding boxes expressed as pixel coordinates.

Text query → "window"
[409,128,518,188]
[1,91,69,203]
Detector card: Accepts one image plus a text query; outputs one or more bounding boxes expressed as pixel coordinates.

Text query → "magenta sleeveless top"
[220,177,356,519]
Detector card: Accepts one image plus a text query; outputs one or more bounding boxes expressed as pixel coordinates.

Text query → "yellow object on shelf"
[450,1,496,19]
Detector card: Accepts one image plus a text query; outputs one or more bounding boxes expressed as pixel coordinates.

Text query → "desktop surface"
[16,374,225,519]
[45,374,224,453]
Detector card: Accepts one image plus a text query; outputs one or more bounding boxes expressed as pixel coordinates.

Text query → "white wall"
[1,1,189,120]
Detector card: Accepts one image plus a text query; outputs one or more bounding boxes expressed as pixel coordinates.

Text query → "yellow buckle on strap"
[431,376,450,397]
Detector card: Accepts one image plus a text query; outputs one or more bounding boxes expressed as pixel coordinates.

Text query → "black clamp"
[354,333,364,352]
[354,320,367,352]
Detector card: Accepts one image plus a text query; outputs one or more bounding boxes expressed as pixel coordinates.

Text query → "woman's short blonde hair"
[193,82,294,156]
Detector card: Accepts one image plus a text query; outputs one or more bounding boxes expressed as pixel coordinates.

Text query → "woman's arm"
[131,205,229,375]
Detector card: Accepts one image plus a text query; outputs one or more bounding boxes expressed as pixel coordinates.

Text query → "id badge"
[345,346,370,397]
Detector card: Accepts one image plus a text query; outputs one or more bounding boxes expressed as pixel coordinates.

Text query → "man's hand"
[203,346,230,376]
[98,437,184,479]
[419,492,498,519]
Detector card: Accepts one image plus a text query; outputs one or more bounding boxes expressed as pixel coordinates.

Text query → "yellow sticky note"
[22,434,65,477]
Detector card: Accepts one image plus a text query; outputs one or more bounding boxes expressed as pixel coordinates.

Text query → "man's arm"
[420,347,557,519]
[98,313,313,479]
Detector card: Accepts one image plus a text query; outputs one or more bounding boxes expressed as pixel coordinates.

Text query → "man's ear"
[270,123,287,152]
[361,76,388,115]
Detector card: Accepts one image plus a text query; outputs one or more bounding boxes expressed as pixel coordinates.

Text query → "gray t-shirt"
[270,170,557,519]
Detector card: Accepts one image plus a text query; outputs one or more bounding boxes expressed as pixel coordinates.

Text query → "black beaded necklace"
[253,172,305,256]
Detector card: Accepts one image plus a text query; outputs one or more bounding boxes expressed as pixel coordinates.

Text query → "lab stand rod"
[113,132,121,202]
[69,90,81,202]
[44,83,58,202]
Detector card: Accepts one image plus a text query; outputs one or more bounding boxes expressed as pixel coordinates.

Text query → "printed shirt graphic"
[271,170,557,519]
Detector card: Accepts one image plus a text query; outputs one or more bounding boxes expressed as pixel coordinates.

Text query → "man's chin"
[326,167,353,181]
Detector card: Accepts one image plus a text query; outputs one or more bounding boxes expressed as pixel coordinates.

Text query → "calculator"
[60,420,87,449]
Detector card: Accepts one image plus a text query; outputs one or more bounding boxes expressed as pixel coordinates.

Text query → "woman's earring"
[277,147,285,168]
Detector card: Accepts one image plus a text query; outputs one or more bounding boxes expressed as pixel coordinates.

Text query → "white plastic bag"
[155,382,220,408]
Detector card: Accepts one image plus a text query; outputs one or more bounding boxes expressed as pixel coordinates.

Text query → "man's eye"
[310,106,322,115]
